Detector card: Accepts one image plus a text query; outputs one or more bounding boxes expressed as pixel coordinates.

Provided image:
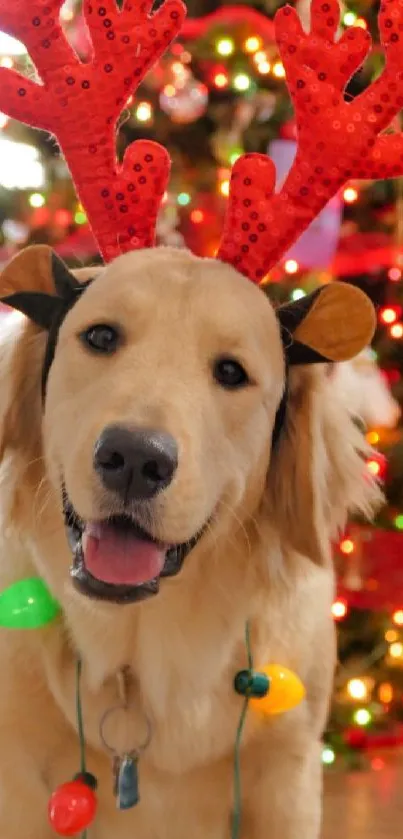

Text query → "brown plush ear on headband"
[0,245,55,298]
[0,245,89,330]
[0,245,93,397]
[277,282,376,366]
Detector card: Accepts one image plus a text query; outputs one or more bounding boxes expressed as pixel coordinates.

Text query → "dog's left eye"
[213,357,249,389]
[81,324,120,354]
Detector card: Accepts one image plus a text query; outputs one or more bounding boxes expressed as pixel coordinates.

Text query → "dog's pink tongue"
[83,522,166,586]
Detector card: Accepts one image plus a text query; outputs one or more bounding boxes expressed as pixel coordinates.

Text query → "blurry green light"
[177,192,191,207]
[395,515,403,530]
[229,148,243,165]
[291,288,306,301]
[74,210,87,225]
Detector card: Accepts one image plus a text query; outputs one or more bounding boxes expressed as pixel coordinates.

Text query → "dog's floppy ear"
[0,245,79,329]
[277,282,376,365]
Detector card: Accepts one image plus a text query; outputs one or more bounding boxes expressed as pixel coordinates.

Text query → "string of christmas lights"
[0,0,403,773]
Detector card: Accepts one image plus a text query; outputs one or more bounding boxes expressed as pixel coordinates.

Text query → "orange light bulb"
[190,209,204,224]
[249,665,305,716]
[340,538,355,555]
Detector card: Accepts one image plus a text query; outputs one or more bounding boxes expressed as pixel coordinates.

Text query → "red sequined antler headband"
[0,0,403,281]
[0,0,186,262]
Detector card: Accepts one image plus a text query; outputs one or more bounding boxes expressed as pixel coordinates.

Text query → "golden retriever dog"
[0,244,381,839]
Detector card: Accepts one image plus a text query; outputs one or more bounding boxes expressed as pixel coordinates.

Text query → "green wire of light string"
[231,621,253,839]
[76,628,253,839]
[76,657,88,839]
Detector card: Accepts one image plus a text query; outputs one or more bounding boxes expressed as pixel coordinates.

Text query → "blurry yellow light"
[322,746,335,765]
[284,259,299,274]
[390,323,403,339]
[136,101,153,123]
[0,57,13,68]
[389,642,403,658]
[347,678,368,701]
[61,6,74,20]
[393,609,403,627]
[355,17,367,29]
[331,599,347,620]
[257,60,271,75]
[343,187,358,204]
[354,708,371,726]
[381,307,398,324]
[172,61,185,75]
[217,38,235,57]
[379,682,393,704]
[28,192,45,208]
[366,430,380,445]
[254,51,268,65]
[233,73,251,92]
[291,288,306,301]
[163,84,176,98]
[367,459,381,476]
[340,538,354,555]
[0,112,9,129]
[273,61,286,79]
[244,36,262,54]
[214,72,229,89]
[343,11,357,26]
[220,179,230,197]
[385,629,398,643]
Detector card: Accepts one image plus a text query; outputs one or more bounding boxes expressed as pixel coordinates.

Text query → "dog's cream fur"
[0,247,381,838]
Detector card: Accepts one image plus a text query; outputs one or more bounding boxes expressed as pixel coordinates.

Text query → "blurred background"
[1,0,403,797]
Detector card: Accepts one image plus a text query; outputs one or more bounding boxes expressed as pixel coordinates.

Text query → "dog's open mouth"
[63,494,202,604]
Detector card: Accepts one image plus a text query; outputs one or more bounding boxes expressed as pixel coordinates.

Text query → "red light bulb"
[48,775,97,836]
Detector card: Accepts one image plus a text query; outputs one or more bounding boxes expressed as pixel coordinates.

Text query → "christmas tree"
[0,0,403,768]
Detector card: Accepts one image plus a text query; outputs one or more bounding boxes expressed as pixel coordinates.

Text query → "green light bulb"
[0,578,60,629]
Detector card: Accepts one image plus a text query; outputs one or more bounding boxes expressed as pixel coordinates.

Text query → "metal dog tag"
[114,754,140,810]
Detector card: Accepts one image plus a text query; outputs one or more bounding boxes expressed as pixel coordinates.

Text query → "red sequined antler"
[217,0,403,283]
[0,0,186,262]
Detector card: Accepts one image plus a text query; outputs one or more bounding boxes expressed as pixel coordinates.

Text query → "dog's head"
[0,245,379,606]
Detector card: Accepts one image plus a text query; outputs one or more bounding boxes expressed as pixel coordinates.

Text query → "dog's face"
[0,245,378,606]
[41,248,284,601]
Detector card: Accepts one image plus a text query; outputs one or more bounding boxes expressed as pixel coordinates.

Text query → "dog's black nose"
[94,425,178,501]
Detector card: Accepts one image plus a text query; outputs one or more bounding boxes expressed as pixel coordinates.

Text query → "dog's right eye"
[81,324,120,354]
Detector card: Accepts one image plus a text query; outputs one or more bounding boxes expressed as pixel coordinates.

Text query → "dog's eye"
[81,324,120,354]
[213,357,249,389]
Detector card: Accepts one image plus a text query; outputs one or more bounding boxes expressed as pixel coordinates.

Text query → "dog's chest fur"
[39,591,313,839]
[0,525,334,839]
